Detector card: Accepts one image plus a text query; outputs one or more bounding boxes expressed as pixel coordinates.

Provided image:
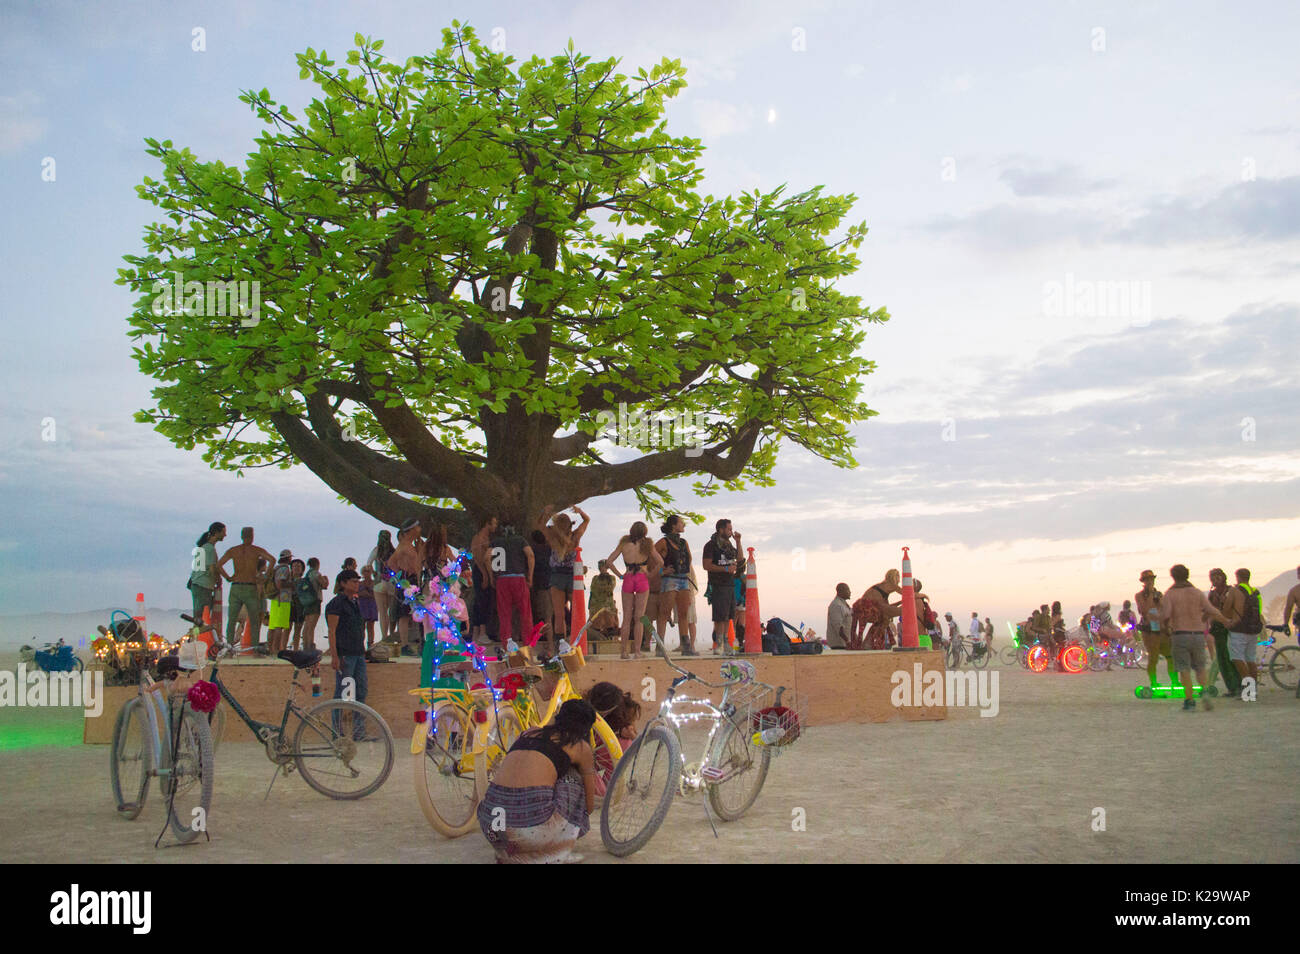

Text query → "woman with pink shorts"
[604,522,663,660]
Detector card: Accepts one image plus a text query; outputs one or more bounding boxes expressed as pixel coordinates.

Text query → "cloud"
[689,98,755,138]
[0,91,48,155]
[925,175,1300,251]
[998,162,1115,198]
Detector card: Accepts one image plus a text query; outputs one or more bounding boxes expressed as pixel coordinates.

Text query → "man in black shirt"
[701,518,742,655]
[326,569,368,721]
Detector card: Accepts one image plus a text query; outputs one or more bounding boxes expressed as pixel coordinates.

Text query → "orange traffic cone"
[726,619,737,651]
[133,592,146,630]
[241,618,252,648]
[743,548,762,654]
[897,547,920,651]
[570,547,587,653]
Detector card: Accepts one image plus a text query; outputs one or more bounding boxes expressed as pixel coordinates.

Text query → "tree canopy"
[120,24,887,537]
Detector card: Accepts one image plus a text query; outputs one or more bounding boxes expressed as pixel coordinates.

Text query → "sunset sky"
[1,0,1297,631]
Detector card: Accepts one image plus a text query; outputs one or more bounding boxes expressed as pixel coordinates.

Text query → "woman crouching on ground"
[477,699,598,863]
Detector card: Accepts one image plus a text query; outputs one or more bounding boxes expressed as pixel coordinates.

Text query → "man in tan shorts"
[217,527,276,646]
[1159,564,1231,711]
[1135,569,1175,688]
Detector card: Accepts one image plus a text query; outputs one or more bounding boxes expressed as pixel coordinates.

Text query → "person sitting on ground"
[850,570,901,650]
[586,681,642,743]
[477,699,598,864]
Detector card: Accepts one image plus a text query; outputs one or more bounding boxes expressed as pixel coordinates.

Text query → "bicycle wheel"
[475,707,525,803]
[1269,646,1300,691]
[999,646,1019,667]
[110,698,151,819]
[415,703,479,836]
[705,721,771,821]
[600,726,680,857]
[972,647,990,670]
[293,699,394,800]
[946,644,961,669]
[1087,646,1108,672]
[165,704,214,843]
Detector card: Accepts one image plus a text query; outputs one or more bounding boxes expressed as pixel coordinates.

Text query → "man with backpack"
[1222,567,1264,691]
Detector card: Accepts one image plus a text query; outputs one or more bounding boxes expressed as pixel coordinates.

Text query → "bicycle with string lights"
[410,618,624,837]
[600,624,807,857]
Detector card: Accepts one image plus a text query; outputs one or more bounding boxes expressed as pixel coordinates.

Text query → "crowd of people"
[183,511,758,667]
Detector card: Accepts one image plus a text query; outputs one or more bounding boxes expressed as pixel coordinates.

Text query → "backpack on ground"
[1236,585,1263,635]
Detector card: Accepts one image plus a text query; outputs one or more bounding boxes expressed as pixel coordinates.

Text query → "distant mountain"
[1259,568,1297,624]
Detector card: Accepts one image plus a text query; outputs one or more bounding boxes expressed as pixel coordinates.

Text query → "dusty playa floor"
[2,666,1297,863]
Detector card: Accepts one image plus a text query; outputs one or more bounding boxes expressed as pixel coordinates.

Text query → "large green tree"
[120,25,886,539]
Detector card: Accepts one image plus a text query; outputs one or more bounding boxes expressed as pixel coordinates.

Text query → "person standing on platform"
[326,569,368,734]
[851,572,901,651]
[267,549,295,655]
[387,517,424,655]
[217,527,275,647]
[469,516,497,646]
[358,564,379,649]
[826,583,852,650]
[368,530,396,643]
[655,515,697,655]
[490,523,535,651]
[530,530,554,654]
[701,519,742,656]
[188,522,227,624]
[539,506,591,650]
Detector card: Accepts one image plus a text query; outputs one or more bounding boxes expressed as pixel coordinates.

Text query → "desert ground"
[2,657,1297,864]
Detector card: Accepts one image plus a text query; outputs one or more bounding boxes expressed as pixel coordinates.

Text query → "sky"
[1,0,1297,633]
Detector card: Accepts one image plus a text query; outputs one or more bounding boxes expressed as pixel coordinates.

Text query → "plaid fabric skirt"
[850,598,890,650]
[477,771,590,863]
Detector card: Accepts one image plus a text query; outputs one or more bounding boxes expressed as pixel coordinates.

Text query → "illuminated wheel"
[1061,644,1089,674]
[1026,645,1049,673]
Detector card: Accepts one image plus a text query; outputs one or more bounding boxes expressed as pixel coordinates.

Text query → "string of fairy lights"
[385,550,508,724]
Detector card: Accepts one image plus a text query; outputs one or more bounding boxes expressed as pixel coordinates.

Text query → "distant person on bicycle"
[1284,565,1300,638]
[477,699,598,863]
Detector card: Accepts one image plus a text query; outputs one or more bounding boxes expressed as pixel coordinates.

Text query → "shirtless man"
[1284,566,1300,638]
[217,527,276,646]
[386,517,424,654]
[1135,569,1175,688]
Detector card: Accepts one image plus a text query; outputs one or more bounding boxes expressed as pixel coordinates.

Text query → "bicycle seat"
[278,649,322,669]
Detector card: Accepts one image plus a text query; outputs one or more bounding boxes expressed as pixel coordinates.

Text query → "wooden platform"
[82,649,946,743]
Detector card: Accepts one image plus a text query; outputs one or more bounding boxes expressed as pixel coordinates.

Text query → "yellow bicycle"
[410,644,623,837]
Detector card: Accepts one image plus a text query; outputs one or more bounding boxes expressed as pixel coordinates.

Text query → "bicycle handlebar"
[651,630,744,691]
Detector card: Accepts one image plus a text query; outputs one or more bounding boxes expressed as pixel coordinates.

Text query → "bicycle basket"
[740,686,809,752]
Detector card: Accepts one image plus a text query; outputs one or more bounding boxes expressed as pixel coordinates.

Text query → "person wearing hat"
[387,517,425,655]
[267,548,295,655]
[1135,569,1175,688]
[326,568,370,721]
